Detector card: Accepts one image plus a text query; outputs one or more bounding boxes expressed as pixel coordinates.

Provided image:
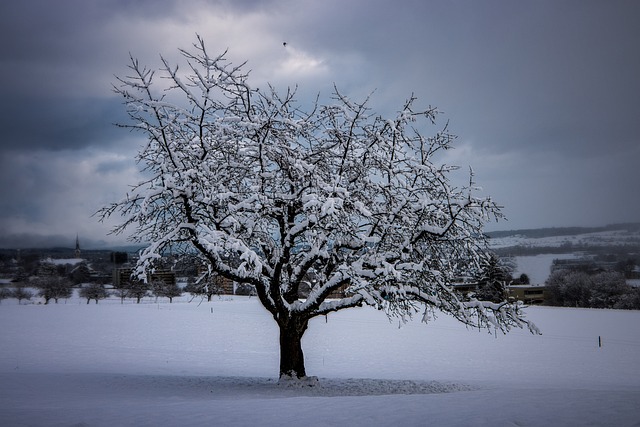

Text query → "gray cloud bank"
[1,0,639,248]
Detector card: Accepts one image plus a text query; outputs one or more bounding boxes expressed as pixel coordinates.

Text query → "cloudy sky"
[1,0,639,248]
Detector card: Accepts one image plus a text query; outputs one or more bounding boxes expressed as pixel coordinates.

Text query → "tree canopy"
[101,36,539,379]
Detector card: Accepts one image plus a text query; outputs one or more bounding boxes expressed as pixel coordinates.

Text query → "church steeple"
[75,234,81,258]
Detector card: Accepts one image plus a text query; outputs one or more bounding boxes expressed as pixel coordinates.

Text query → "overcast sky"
[1,0,639,249]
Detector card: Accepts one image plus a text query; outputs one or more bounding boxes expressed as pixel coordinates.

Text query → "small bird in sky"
[283,42,287,47]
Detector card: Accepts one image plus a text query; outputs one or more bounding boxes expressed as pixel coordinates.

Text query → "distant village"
[1,233,639,309]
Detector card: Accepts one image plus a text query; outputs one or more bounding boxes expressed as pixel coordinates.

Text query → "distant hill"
[486,223,640,239]
[487,222,640,257]
[3,224,640,254]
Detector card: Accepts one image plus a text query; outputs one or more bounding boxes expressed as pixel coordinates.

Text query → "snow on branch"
[102,37,533,338]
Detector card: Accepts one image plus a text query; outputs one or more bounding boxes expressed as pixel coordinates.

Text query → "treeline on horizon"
[2,223,640,254]
[485,222,640,240]
[493,243,640,258]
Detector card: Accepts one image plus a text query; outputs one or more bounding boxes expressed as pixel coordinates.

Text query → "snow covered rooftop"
[42,257,84,266]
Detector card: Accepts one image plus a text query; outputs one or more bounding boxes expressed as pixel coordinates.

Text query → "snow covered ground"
[1,294,639,426]
[488,228,640,249]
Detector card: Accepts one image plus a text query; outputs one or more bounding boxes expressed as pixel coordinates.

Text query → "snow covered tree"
[35,276,73,304]
[79,283,110,304]
[184,275,224,302]
[126,280,150,304]
[0,287,10,304]
[614,287,640,310]
[100,36,539,380]
[11,284,33,304]
[112,281,129,304]
[151,279,182,303]
[545,270,592,307]
[589,271,628,309]
[545,269,634,309]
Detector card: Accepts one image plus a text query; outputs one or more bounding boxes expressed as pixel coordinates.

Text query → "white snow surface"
[489,229,640,249]
[1,295,639,426]
[41,257,85,266]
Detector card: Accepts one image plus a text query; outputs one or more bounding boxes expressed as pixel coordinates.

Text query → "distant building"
[75,235,81,258]
[113,267,176,287]
[452,281,547,305]
[215,275,235,294]
[508,284,546,305]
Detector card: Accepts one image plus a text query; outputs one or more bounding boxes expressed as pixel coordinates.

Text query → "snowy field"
[1,294,639,426]
[488,228,640,249]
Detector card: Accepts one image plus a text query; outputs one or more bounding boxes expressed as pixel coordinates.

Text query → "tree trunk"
[278,317,308,379]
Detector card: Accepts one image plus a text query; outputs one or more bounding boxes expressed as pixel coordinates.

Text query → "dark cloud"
[0,97,127,151]
[94,156,134,175]
[0,230,121,250]
[0,0,639,246]
[0,231,77,250]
